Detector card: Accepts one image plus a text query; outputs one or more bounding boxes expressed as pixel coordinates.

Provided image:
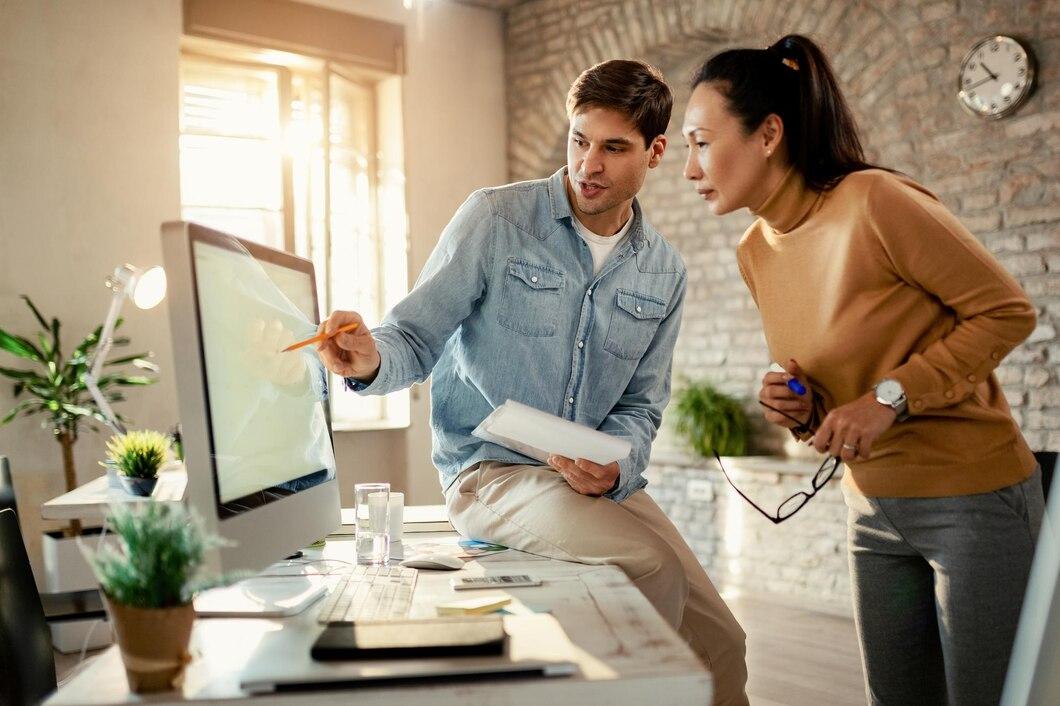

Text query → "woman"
[682,34,1044,706]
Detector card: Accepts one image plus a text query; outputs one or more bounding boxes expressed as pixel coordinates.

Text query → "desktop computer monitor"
[162,221,340,575]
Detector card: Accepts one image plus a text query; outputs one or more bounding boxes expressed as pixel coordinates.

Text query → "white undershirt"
[571,214,633,275]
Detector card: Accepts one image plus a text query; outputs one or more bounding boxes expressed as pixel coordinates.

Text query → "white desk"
[41,468,187,522]
[46,533,711,705]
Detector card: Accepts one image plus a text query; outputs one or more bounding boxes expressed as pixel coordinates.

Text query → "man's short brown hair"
[566,60,673,148]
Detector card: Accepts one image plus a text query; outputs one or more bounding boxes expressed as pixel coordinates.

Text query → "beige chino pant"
[444,461,749,706]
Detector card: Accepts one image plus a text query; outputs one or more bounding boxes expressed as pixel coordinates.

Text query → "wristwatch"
[874,378,908,421]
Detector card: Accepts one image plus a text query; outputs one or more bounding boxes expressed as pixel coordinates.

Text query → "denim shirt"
[347,167,687,502]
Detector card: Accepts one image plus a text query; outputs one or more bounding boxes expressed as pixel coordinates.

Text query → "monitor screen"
[191,237,336,518]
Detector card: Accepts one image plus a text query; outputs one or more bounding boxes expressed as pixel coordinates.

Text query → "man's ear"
[648,134,667,169]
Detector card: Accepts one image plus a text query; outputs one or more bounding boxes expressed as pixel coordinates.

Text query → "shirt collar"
[752,166,822,234]
[547,166,652,251]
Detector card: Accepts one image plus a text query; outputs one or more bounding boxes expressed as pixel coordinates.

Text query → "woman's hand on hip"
[812,392,897,462]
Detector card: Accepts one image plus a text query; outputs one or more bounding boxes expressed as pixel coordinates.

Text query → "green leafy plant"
[88,503,227,609]
[0,295,158,534]
[106,430,170,479]
[672,379,751,457]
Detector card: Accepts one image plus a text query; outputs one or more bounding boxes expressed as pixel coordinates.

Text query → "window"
[179,42,409,429]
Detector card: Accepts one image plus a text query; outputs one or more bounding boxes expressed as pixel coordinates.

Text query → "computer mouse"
[399,553,466,570]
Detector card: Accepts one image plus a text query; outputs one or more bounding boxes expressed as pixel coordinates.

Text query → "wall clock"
[957,35,1036,120]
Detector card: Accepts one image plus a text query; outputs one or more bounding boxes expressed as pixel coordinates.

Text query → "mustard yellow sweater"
[737,167,1038,498]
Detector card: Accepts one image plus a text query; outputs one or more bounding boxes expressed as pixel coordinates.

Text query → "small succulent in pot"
[106,430,171,496]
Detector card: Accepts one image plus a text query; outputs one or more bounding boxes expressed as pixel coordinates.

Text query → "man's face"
[566,106,665,222]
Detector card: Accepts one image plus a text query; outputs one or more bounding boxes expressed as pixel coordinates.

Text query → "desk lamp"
[85,264,167,434]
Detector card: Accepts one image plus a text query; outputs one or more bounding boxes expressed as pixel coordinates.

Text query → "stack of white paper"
[472,400,631,465]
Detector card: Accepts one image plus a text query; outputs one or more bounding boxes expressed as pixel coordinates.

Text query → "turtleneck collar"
[752,166,822,234]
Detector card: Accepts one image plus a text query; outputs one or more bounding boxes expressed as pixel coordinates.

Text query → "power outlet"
[686,478,714,502]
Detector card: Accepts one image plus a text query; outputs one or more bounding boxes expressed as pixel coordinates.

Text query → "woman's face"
[682,82,778,216]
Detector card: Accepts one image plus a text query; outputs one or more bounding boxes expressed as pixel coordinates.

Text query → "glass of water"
[354,483,390,565]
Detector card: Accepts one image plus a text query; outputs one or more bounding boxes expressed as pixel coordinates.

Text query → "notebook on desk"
[239,613,578,693]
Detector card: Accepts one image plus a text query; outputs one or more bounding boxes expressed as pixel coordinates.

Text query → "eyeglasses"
[710,400,839,524]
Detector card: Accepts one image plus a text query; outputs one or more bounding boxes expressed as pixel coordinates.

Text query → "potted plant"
[672,379,751,458]
[0,295,158,535]
[105,430,171,497]
[85,502,226,693]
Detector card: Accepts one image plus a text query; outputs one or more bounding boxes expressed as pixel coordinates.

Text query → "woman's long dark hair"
[691,35,880,191]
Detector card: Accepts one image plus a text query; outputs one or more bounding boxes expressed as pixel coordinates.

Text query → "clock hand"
[963,75,996,91]
[979,61,999,81]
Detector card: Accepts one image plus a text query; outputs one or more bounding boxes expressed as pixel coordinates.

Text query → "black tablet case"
[311,615,508,661]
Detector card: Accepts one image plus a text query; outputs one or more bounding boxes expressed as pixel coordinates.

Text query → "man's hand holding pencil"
[314,311,381,382]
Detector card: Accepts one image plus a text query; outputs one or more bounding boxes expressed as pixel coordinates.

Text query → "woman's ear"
[761,113,785,157]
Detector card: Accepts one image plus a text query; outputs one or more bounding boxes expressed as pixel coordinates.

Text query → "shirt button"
[577,341,584,349]
[945,390,955,399]
[636,306,642,313]
[967,374,977,383]
[530,276,539,283]
[568,397,575,404]
[586,289,593,297]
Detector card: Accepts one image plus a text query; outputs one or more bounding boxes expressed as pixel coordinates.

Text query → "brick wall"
[504,0,1059,604]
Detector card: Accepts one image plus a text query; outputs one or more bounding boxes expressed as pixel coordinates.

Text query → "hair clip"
[781,57,800,71]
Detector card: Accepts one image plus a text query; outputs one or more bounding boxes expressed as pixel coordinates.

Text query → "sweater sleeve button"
[944,390,955,399]
[913,400,924,410]
[967,374,977,383]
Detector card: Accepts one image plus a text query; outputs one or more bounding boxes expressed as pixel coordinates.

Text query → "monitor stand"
[193,571,328,618]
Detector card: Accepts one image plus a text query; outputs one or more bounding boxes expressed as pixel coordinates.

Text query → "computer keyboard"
[316,564,418,623]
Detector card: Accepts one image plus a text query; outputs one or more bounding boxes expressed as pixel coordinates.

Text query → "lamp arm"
[85,287,127,435]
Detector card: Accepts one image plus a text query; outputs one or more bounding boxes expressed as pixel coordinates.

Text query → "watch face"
[876,379,904,404]
[957,36,1035,120]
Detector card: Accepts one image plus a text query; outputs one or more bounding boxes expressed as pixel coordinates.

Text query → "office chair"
[0,454,107,622]
[0,507,58,706]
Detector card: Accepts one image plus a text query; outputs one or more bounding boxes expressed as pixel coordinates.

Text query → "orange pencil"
[282,322,359,353]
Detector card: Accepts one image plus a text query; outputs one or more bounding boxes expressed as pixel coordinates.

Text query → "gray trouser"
[844,467,1044,706]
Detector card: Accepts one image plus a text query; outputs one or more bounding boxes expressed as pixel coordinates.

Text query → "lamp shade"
[131,266,167,310]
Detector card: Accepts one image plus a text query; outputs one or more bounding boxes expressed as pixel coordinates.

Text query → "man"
[318,60,748,705]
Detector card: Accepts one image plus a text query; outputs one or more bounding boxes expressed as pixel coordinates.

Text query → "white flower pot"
[49,617,113,654]
[41,529,105,593]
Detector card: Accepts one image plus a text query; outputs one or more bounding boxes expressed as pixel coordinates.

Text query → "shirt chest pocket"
[603,289,668,360]
[497,258,565,337]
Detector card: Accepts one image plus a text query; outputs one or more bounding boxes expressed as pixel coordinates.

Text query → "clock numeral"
[991,43,999,52]
[969,62,977,70]
[1018,67,1026,76]
[1004,96,1011,103]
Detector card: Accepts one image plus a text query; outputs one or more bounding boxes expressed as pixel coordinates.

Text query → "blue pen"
[770,362,806,395]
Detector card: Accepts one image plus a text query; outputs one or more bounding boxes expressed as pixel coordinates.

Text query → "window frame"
[178,41,410,431]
